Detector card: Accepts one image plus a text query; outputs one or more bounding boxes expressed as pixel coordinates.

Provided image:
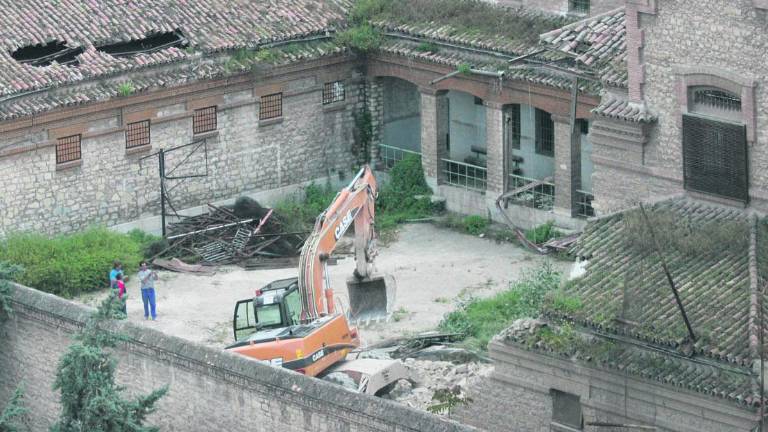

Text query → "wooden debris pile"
[155,197,306,266]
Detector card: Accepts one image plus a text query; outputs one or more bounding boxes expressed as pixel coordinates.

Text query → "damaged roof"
[504,198,767,408]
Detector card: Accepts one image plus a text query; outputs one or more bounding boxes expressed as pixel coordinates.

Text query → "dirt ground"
[78,223,569,349]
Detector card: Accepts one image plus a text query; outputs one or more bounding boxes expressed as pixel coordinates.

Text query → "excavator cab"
[232,277,301,341]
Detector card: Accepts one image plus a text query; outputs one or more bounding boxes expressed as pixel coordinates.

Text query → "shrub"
[0,228,149,298]
[416,42,438,53]
[439,262,560,350]
[117,81,135,97]
[0,261,23,318]
[0,385,27,432]
[462,215,488,235]
[273,182,337,233]
[524,220,561,244]
[335,24,382,53]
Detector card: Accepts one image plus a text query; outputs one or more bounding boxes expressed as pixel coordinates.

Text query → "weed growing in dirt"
[524,220,561,244]
[392,306,410,322]
[462,215,489,235]
[0,228,154,298]
[427,387,473,415]
[438,261,560,350]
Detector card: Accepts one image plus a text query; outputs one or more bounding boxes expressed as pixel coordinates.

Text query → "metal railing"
[507,174,555,210]
[442,159,487,191]
[575,189,595,218]
[378,143,421,169]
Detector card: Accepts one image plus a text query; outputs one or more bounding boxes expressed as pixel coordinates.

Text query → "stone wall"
[494,0,624,16]
[0,57,362,237]
[596,0,768,212]
[454,340,759,432]
[0,283,474,432]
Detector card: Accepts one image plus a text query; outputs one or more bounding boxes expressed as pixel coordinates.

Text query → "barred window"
[507,104,521,150]
[193,106,217,134]
[126,120,151,149]
[690,87,742,122]
[569,0,590,14]
[260,93,282,120]
[56,134,81,164]
[535,108,554,157]
[322,81,345,105]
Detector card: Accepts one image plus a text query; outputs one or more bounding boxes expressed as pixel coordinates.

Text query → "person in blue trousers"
[137,261,159,320]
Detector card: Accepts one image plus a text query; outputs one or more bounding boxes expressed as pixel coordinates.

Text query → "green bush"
[462,215,488,235]
[376,154,435,232]
[273,182,338,233]
[438,262,560,350]
[0,228,150,298]
[335,24,382,53]
[0,261,23,318]
[524,220,561,244]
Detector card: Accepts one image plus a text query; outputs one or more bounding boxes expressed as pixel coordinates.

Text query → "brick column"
[484,101,505,195]
[366,77,384,166]
[552,114,581,217]
[419,87,448,190]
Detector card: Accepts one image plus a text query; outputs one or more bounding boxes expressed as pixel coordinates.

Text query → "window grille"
[260,93,282,120]
[125,120,151,149]
[692,88,741,112]
[569,0,590,14]
[682,114,748,202]
[535,108,554,157]
[193,106,217,134]
[507,104,521,150]
[322,81,345,105]
[551,390,583,430]
[56,134,81,164]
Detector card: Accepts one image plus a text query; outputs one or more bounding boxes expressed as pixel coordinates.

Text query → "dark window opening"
[260,93,283,120]
[578,119,589,135]
[126,120,151,149]
[322,81,345,105]
[11,40,83,67]
[569,0,590,14]
[551,390,583,430]
[683,114,748,202]
[507,104,521,150]
[193,106,218,134]
[474,96,484,105]
[97,30,187,58]
[535,108,554,157]
[56,135,82,164]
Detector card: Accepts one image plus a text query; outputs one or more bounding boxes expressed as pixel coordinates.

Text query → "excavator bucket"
[347,274,396,324]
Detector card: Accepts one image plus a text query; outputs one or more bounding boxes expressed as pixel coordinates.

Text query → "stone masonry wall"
[0,283,474,432]
[595,0,768,212]
[0,59,362,237]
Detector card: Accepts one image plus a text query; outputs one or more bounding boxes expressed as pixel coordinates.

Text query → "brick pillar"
[552,114,581,217]
[366,77,384,166]
[419,87,448,190]
[484,101,505,195]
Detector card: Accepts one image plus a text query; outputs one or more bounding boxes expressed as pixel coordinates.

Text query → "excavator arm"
[297,166,381,322]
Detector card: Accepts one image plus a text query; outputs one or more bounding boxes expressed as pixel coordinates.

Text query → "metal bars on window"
[56,134,81,164]
[193,106,217,134]
[682,114,748,202]
[322,81,345,105]
[575,190,595,218]
[126,120,150,149]
[693,88,741,112]
[569,0,590,14]
[442,158,487,191]
[535,108,554,157]
[507,104,521,150]
[260,93,282,120]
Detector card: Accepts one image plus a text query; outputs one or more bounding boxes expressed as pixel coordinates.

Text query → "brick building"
[0,0,629,237]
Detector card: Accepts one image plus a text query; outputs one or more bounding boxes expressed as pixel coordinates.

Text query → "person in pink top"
[115,273,127,314]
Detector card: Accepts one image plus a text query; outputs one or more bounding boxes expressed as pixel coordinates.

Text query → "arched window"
[682,86,747,202]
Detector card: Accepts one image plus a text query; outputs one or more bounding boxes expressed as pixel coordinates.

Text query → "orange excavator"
[226,165,395,377]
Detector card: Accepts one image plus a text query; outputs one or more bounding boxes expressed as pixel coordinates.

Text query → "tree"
[0,385,28,432]
[51,294,167,432]
[0,262,23,320]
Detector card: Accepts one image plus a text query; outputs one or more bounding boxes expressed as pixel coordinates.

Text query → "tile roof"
[540,9,627,88]
[501,198,768,408]
[592,93,657,122]
[0,0,349,99]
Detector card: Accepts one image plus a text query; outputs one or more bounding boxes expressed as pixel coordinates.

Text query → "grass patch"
[335,23,382,52]
[524,220,561,244]
[438,262,560,350]
[0,228,156,298]
[117,81,134,97]
[415,42,439,53]
[392,306,410,322]
[462,215,489,235]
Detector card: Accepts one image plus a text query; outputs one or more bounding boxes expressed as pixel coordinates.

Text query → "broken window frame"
[322,81,346,105]
[535,108,554,157]
[193,106,218,134]
[260,93,283,120]
[126,120,151,150]
[56,134,82,164]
